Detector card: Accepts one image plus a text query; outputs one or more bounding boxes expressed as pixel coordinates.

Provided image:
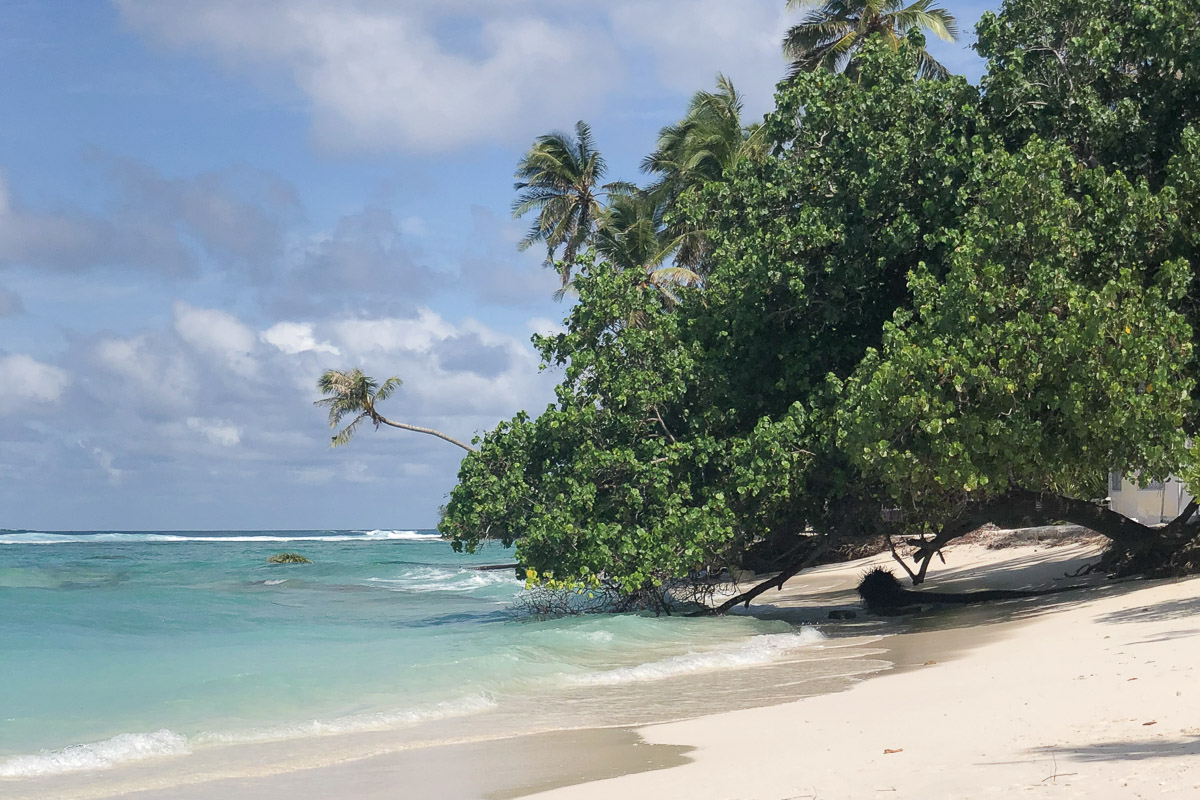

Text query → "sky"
[0,0,995,531]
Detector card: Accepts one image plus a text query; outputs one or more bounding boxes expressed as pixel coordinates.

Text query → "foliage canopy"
[436,1,1200,605]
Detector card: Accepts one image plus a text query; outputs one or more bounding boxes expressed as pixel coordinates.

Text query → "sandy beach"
[528,535,1200,800]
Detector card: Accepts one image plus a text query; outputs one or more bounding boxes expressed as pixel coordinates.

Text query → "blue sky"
[0,1,994,530]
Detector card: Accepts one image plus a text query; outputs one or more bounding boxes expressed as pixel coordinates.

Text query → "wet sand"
[97,728,691,800]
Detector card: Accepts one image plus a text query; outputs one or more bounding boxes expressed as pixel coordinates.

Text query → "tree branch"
[902,488,1169,585]
[706,539,830,615]
[651,405,678,444]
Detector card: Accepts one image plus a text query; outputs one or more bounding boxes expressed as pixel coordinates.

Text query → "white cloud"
[0,161,298,277]
[261,321,340,355]
[94,334,199,411]
[114,0,621,152]
[6,299,558,528]
[173,302,258,377]
[0,172,192,275]
[334,308,456,354]
[0,353,70,413]
[398,216,427,237]
[526,316,565,338]
[607,0,792,117]
[186,417,242,447]
[78,441,123,484]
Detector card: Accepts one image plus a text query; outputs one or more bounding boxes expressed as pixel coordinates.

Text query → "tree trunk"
[903,488,1200,585]
[376,416,478,453]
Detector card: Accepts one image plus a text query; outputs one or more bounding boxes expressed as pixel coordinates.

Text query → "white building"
[1108,472,1194,525]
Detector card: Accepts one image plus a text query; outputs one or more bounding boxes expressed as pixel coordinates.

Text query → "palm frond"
[331,412,369,448]
[648,265,702,286]
[894,1,959,41]
[375,376,403,403]
[552,278,578,302]
[913,45,951,79]
[782,0,958,78]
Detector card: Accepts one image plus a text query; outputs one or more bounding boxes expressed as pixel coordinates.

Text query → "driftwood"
[856,567,1085,614]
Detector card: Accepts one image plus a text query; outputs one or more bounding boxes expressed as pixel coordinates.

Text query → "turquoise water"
[0,530,836,781]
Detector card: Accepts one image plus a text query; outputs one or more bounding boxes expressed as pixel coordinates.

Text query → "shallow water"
[0,530,884,788]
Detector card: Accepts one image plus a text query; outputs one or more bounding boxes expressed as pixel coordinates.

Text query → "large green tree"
[441,28,1200,606]
[977,0,1200,186]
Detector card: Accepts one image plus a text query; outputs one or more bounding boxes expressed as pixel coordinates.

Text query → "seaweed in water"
[267,552,312,564]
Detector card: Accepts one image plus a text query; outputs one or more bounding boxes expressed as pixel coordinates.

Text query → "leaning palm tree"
[315,368,476,453]
[512,120,633,289]
[642,75,765,270]
[782,0,959,80]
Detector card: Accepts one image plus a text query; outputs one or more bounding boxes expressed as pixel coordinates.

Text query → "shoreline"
[525,545,1200,799]
[10,533,1168,800]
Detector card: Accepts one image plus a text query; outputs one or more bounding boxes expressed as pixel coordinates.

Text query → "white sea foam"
[0,530,438,545]
[356,529,442,541]
[196,694,497,744]
[367,566,520,593]
[567,628,826,687]
[0,730,190,778]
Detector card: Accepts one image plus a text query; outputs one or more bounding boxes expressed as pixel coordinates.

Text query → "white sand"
[526,536,1200,799]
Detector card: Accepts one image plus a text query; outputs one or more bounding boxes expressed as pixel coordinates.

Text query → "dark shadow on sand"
[1095,595,1200,625]
[1030,736,1200,762]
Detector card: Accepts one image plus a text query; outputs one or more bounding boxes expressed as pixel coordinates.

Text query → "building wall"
[1108,472,1194,525]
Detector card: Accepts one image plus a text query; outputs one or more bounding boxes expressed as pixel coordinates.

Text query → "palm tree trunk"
[377,415,477,453]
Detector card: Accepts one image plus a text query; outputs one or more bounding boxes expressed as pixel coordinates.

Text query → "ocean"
[0,530,888,792]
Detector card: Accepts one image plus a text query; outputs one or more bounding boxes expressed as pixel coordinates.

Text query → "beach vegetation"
[308,0,1200,610]
[641,75,766,272]
[437,0,1200,610]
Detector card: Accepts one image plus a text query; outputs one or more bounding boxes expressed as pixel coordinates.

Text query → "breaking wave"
[196,693,497,744]
[566,629,826,686]
[0,730,190,777]
[366,566,520,593]
[0,695,496,777]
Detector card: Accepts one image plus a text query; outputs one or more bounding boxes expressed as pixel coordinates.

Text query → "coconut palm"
[642,74,764,270]
[315,368,477,453]
[643,75,762,200]
[593,190,701,312]
[782,0,959,80]
[512,120,633,289]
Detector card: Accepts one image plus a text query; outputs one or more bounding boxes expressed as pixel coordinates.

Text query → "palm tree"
[512,121,633,289]
[315,368,477,453]
[593,190,700,312]
[782,0,959,80]
[642,75,764,270]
